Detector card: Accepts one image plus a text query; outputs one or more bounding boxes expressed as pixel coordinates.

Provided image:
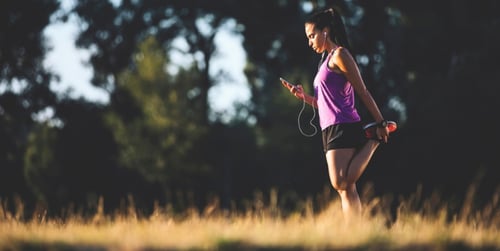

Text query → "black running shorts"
[322,122,366,152]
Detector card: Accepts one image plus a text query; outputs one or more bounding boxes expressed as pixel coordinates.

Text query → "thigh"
[325,148,356,183]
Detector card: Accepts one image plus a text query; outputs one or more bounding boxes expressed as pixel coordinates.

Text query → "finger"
[376,131,386,143]
[281,81,290,88]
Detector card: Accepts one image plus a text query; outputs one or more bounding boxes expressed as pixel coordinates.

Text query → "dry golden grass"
[0,185,499,251]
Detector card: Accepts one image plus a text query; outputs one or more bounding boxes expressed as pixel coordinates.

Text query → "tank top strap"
[325,47,339,65]
[328,47,340,59]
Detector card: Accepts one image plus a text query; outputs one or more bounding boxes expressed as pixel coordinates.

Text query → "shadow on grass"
[215,240,500,251]
[5,241,499,251]
[6,242,107,251]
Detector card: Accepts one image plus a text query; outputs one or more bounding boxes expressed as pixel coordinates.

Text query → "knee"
[330,178,349,191]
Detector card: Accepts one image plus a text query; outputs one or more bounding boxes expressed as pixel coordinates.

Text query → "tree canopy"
[1,0,499,214]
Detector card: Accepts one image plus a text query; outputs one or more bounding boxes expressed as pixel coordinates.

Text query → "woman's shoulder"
[333,47,352,60]
[330,47,356,72]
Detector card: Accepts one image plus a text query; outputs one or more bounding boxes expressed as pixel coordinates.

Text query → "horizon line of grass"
[0,183,498,250]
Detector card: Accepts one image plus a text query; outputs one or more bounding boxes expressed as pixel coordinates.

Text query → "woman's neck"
[326,42,339,54]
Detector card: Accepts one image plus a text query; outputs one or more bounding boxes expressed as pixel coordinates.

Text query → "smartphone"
[279,77,297,89]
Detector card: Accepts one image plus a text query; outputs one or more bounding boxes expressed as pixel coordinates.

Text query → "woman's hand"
[376,126,390,143]
[280,79,305,100]
[290,85,305,100]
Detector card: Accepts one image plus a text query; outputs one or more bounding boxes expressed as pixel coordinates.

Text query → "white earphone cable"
[296,32,325,137]
[297,97,317,137]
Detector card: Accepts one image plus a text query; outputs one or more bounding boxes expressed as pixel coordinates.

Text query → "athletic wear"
[322,122,367,152]
[314,49,360,130]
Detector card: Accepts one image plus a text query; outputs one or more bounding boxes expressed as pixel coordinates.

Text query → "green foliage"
[22,100,121,209]
[24,123,57,202]
[0,0,59,200]
[2,0,499,213]
[105,36,207,184]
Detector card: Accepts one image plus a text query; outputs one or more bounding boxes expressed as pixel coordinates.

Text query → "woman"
[281,7,397,221]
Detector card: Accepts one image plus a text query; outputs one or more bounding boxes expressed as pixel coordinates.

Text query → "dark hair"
[305,7,351,50]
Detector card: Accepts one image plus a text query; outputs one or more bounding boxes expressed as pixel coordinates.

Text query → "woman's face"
[305,23,325,54]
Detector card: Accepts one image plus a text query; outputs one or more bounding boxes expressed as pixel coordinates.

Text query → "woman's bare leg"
[337,184,361,221]
[325,140,380,219]
[325,141,379,190]
[345,140,380,184]
[325,148,356,191]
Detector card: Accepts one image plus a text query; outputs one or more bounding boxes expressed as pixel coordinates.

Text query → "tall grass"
[0,184,499,251]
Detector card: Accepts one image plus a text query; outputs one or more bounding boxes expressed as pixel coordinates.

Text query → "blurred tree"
[24,122,57,204]
[68,0,317,207]
[105,36,209,197]
[0,0,59,201]
[377,0,500,205]
[71,0,245,125]
[9,0,499,214]
[24,99,128,212]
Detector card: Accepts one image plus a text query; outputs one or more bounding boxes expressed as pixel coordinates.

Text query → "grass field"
[1,185,499,251]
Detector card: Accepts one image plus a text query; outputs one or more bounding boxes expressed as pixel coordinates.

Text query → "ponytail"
[306,7,351,50]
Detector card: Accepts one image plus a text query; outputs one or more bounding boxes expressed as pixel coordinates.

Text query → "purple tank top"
[314,51,361,130]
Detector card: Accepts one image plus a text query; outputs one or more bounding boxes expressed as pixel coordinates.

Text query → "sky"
[43,0,250,119]
[43,18,108,103]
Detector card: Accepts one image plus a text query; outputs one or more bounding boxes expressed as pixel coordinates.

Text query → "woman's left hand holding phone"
[280,77,304,100]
